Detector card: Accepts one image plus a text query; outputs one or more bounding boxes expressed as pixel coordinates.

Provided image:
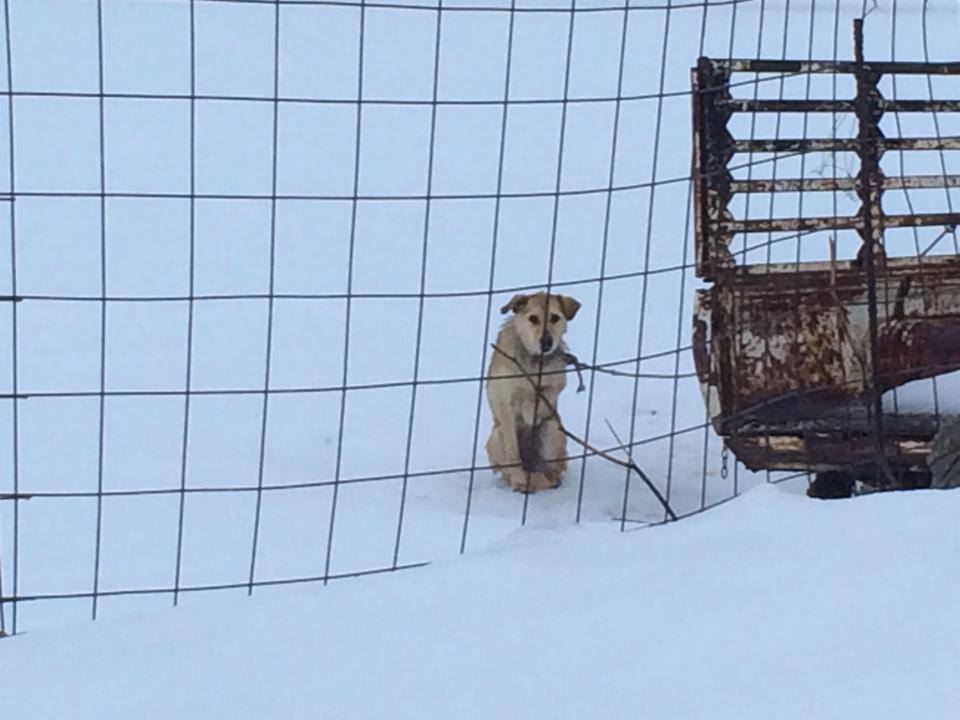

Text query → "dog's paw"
[532,471,561,491]
[543,464,565,487]
[505,472,532,493]
[504,470,560,493]
[518,472,559,493]
[542,471,563,489]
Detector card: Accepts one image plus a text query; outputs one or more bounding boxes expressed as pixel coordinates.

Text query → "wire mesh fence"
[0,0,957,635]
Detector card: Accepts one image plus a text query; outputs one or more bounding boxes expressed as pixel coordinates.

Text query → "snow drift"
[4,485,959,719]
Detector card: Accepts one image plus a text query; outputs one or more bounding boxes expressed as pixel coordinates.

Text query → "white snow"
[884,370,960,414]
[2,0,960,647]
[1,7,960,720]
[4,485,960,719]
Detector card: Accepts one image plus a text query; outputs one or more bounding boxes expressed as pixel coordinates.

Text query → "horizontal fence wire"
[194,0,759,12]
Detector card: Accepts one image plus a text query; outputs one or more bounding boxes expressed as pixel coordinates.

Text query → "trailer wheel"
[807,471,855,499]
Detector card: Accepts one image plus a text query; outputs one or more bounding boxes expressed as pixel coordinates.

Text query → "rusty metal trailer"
[691,20,960,494]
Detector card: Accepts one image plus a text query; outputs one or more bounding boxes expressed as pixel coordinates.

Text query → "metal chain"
[720,444,729,480]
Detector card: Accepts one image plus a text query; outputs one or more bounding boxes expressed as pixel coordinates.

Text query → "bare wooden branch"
[602,418,678,522]
[491,343,678,521]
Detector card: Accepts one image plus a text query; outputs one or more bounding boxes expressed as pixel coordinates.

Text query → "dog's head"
[500,292,580,357]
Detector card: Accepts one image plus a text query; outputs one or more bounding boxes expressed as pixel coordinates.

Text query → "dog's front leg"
[488,399,532,492]
[538,417,566,487]
[509,392,556,491]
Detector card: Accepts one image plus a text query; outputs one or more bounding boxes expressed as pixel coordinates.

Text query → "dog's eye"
[529,316,540,325]
[550,314,560,324]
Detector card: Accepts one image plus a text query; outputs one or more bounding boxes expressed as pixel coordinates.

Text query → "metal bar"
[733,136,960,153]
[692,60,711,277]
[729,177,859,194]
[720,98,960,113]
[713,58,960,76]
[715,212,960,234]
[852,18,886,485]
[866,212,960,230]
[692,57,734,279]
[730,175,960,194]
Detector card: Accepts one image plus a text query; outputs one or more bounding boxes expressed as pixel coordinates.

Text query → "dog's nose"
[540,333,553,353]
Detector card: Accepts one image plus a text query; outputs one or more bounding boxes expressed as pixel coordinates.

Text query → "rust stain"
[691,44,960,480]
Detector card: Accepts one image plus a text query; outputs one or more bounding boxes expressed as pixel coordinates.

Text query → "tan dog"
[485,292,581,492]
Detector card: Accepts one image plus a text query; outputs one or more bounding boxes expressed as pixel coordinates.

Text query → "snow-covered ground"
[883,369,960,414]
[4,485,960,719]
[2,0,960,635]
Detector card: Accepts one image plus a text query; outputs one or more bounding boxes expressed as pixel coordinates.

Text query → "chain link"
[720,444,729,480]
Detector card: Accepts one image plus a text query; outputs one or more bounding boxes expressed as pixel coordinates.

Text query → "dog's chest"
[512,356,566,412]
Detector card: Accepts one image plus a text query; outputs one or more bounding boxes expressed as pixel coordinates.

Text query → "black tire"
[807,471,855,499]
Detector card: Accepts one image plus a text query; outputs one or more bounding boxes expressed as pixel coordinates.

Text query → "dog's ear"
[500,294,529,315]
[557,295,581,320]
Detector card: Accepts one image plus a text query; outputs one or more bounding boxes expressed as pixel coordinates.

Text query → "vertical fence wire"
[697,0,748,508]
[324,0,366,585]
[575,0,632,524]
[759,0,789,485]
[525,0,577,527]
[174,0,199,608]
[247,0,283,595]
[91,0,109,621]
[1,0,14,637]
[394,0,445,569]
[666,0,710,514]
[461,0,518,553]
[789,0,817,493]
[620,0,674,529]
[729,0,768,497]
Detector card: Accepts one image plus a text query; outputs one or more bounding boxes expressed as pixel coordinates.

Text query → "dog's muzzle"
[539,333,554,354]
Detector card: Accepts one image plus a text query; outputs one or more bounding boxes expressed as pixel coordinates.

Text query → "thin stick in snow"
[490,343,677,521]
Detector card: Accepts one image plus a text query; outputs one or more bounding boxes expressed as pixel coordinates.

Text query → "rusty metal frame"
[693,24,960,281]
[691,20,960,482]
